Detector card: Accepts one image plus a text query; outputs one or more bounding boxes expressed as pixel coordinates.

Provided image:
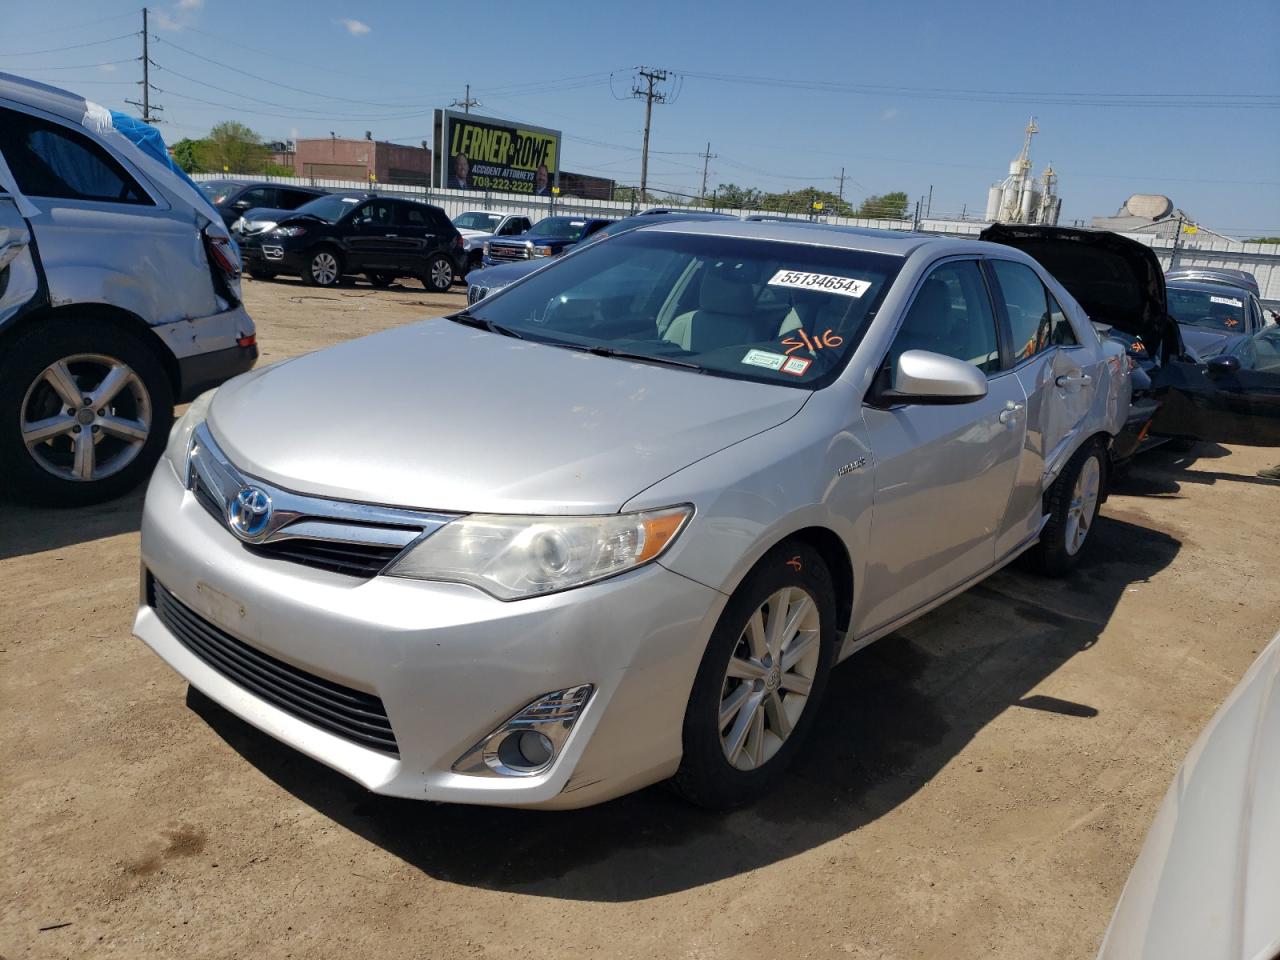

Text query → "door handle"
[999,401,1024,424]
[1055,373,1092,387]
[385,233,399,238]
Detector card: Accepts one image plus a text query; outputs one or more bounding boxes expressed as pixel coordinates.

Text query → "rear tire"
[0,320,173,506]
[671,542,837,809]
[303,248,343,287]
[1030,438,1106,577]
[422,254,454,293]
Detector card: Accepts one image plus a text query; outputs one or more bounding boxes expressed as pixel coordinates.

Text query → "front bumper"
[133,462,725,808]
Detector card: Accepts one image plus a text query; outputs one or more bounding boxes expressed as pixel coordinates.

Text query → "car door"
[227,185,276,224]
[343,198,401,271]
[498,216,529,236]
[985,258,1102,557]
[393,202,440,272]
[858,258,1028,635]
[1149,327,1280,446]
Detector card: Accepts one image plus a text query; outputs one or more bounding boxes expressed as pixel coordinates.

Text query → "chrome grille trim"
[186,422,455,578]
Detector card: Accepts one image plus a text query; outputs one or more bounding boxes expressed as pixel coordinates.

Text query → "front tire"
[303,248,342,287]
[1030,438,1105,576]
[672,542,838,809]
[423,254,454,293]
[0,320,173,506]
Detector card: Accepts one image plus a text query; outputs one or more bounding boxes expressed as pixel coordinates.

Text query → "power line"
[0,32,139,57]
[450,84,480,114]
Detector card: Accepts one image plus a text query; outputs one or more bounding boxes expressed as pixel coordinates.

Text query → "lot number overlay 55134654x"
[768,270,871,298]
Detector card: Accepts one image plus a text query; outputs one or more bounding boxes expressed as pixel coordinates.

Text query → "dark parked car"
[198,179,328,230]
[1166,275,1268,359]
[980,224,1280,454]
[238,193,464,291]
[481,215,613,267]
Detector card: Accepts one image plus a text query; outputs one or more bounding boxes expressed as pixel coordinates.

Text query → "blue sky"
[4,0,1277,236]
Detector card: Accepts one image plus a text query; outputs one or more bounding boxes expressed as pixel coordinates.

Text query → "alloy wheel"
[1065,455,1101,555]
[19,354,152,482]
[429,257,453,290]
[718,586,821,771]
[311,252,339,285]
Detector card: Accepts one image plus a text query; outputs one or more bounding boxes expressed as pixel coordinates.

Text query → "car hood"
[240,206,293,222]
[1178,325,1243,359]
[207,318,807,514]
[468,259,545,289]
[491,234,572,247]
[1097,632,1280,960]
[980,225,1181,362]
[456,228,494,239]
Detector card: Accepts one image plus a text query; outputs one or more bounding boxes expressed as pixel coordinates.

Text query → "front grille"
[185,426,451,581]
[149,576,399,755]
[246,538,404,578]
[486,243,528,262]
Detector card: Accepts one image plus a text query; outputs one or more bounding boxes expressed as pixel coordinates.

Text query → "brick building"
[293,136,432,186]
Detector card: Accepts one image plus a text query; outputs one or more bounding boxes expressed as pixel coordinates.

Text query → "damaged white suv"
[0,72,257,505]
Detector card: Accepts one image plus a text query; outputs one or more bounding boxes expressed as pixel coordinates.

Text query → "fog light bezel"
[452,684,594,779]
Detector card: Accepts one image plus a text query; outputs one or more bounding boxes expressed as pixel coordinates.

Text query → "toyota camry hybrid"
[132,219,1274,810]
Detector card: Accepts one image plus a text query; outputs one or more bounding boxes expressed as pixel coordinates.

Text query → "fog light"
[452,684,593,778]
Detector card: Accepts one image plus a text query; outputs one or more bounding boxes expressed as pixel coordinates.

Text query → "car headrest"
[699,264,756,315]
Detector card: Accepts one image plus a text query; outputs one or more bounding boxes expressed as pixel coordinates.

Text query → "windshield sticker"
[340,197,360,203]
[570,221,585,226]
[742,349,787,371]
[768,270,871,298]
[782,328,844,355]
[781,356,812,376]
[1210,295,1243,307]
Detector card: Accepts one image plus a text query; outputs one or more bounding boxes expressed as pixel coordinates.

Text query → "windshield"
[464,231,902,388]
[528,217,592,241]
[454,212,504,231]
[292,194,362,223]
[1167,285,1246,331]
[200,180,239,202]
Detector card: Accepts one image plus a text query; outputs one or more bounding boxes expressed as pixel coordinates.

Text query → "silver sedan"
[135,220,1134,809]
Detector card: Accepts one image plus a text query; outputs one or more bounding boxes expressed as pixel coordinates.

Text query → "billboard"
[433,109,561,195]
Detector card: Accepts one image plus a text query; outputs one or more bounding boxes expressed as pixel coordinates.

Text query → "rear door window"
[0,106,150,205]
[398,204,429,226]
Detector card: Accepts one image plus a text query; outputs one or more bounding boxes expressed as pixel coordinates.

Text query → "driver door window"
[888,260,1001,374]
[353,201,394,229]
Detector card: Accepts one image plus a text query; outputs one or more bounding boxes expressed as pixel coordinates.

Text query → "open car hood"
[980,224,1181,362]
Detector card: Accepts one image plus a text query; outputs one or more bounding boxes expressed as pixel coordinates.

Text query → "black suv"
[239,193,465,291]
[198,179,328,229]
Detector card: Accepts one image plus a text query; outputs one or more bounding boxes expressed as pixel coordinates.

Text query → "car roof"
[636,218,945,257]
[0,71,87,123]
[1167,278,1251,296]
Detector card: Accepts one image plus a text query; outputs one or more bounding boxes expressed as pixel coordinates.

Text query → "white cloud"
[336,18,371,35]
[881,108,900,122]
[99,63,117,73]
[153,0,202,31]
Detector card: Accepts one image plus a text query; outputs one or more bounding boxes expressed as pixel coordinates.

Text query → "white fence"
[196,173,1280,306]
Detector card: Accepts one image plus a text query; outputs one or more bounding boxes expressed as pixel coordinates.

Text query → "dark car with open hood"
[981,224,1280,455]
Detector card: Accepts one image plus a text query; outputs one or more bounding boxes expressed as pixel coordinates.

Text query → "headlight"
[386,506,693,600]
[531,245,554,258]
[482,241,491,256]
[165,389,216,481]
[231,216,245,232]
[272,225,306,237]
[247,219,277,235]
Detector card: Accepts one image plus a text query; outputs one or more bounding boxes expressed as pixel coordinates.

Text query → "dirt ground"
[3,275,1278,960]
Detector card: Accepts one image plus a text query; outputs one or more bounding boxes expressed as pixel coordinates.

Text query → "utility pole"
[699,141,717,199]
[126,8,162,123]
[631,67,669,201]
[837,167,846,203]
[926,184,933,218]
[1169,214,1184,270]
[451,84,480,114]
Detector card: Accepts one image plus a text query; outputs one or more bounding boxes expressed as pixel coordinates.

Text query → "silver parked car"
[136,219,1140,810]
[1097,629,1280,960]
[0,73,256,505]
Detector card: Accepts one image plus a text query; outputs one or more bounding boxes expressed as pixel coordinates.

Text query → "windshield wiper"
[581,345,705,371]
[446,311,526,340]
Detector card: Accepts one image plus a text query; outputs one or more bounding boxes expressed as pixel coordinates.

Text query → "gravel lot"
[3,275,1277,960]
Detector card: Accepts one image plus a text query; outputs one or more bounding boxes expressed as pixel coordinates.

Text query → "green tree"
[170,137,204,173]
[758,187,853,217]
[712,183,763,209]
[1247,236,1280,244]
[195,121,268,175]
[855,191,909,219]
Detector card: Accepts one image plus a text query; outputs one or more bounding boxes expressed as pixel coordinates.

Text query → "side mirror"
[1206,354,1241,376]
[233,199,253,210]
[876,350,988,405]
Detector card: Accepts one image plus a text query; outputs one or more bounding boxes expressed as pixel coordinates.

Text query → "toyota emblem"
[227,485,272,540]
